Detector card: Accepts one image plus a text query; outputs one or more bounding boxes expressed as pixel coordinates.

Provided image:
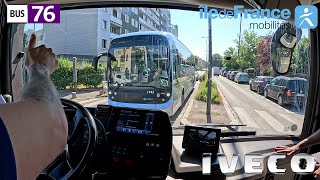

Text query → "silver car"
[234,72,250,84]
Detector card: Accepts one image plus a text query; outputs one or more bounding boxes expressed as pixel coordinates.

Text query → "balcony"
[110,16,122,26]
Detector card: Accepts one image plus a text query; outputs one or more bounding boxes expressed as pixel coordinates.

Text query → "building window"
[110,24,121,35]
[113,9,117,17]
[112,9,121,19]
[102,39,107,48]
[102,20,107,30]
[125,14,129,23]
[131,19,138,28]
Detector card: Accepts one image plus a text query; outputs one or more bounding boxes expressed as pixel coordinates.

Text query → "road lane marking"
[233,107,259,128]
[279,114,301,126]
[255,110,285,132]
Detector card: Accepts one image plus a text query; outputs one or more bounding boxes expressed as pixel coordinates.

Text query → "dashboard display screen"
[115,110,154,134]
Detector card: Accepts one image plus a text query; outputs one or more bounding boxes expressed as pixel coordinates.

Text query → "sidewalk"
[58,89,106,100]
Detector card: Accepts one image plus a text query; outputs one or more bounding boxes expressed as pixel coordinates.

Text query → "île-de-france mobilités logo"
[295,5,318,29]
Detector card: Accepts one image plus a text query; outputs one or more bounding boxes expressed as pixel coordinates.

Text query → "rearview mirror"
[270,22,302,74]
[280,33,297,49]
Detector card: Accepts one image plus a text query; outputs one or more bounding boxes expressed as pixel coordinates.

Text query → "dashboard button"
[146,143,149,146]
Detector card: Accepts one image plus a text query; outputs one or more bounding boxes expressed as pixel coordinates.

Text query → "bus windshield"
[108,35,170,88]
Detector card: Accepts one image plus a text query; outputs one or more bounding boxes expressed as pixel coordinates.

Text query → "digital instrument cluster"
[115,110,154,135]
[94,105,172,179]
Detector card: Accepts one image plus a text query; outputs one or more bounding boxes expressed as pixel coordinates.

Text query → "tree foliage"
[235,30,260,70]
[257,34,273,74]
[222,47,239,70]
[291,38,310,75]
[222,30,260,71]
[212,53,223,67]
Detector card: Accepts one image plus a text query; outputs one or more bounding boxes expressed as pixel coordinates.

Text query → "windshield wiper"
[172,124,247,130]
[172,124,256,137]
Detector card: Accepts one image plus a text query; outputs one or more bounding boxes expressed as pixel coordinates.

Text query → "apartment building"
[42,7,178,60]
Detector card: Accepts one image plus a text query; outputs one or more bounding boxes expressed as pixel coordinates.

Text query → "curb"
[216,85,243,125]
[179,82,200,126]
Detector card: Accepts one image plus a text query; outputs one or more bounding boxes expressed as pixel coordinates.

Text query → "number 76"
[32,5,56,22]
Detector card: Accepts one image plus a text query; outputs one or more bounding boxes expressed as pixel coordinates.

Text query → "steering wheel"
[37,98,97,179]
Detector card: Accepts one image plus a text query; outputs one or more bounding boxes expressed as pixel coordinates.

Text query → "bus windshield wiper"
[172,124,247,130]
[172,124,256,137]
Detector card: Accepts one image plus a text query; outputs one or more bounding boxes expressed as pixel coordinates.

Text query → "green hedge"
[195,73,222,104]
[51,58,105,90]
[78,63,105,88]
[51,58,73,90]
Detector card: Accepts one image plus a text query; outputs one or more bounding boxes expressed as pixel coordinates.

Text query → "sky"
[170,9,308,60]
[24,8,308,61]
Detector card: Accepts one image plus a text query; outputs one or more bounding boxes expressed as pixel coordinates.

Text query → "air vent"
[95,105,111,119]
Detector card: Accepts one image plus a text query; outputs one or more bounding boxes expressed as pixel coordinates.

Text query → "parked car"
[234,72,250,84]
[250,76,273,94]
[222,70,227,77]
[227,71,232,79]
[230,71,239,81]
[264,76,308,106]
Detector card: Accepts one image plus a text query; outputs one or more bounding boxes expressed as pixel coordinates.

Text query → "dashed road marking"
[255,110,285,132]
[279,114,300,126]
[233,107,259,128]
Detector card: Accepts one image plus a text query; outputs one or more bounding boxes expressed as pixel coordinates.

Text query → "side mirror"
[270,22,302,74]
[92,52,106,71]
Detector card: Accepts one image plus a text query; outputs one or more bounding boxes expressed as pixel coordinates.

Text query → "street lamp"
[201,36,208,69]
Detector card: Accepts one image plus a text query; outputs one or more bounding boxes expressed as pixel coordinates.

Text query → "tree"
[223,47,239,70]
[257,34,273,75]
[212,53,223,67]
[234,30,260,71]
[292,38,310,75]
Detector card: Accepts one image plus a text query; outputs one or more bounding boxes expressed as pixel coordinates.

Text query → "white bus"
[100,31,196,116]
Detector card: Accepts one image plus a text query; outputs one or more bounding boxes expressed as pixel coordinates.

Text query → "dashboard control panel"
[94,105,172,179]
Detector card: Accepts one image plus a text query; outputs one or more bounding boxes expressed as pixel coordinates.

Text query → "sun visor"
[265,0,301,22]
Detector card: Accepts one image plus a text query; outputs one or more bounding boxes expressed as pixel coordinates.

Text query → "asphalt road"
[213,75,305,135]
[67,71,206,125]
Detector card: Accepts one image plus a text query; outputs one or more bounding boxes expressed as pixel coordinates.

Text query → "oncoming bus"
[103,31,195,116]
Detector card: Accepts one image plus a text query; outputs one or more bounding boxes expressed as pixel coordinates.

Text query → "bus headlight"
[156,93,161,98]
[114,92,117,96]
[108,91,112,95]
[166,93,171,97]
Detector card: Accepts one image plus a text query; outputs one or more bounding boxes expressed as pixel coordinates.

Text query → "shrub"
[78,63,105,88]
[51,58,73,89]
[195,73,222,104]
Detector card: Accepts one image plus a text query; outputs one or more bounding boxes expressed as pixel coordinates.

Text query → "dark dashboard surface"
[66,105,172,179]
